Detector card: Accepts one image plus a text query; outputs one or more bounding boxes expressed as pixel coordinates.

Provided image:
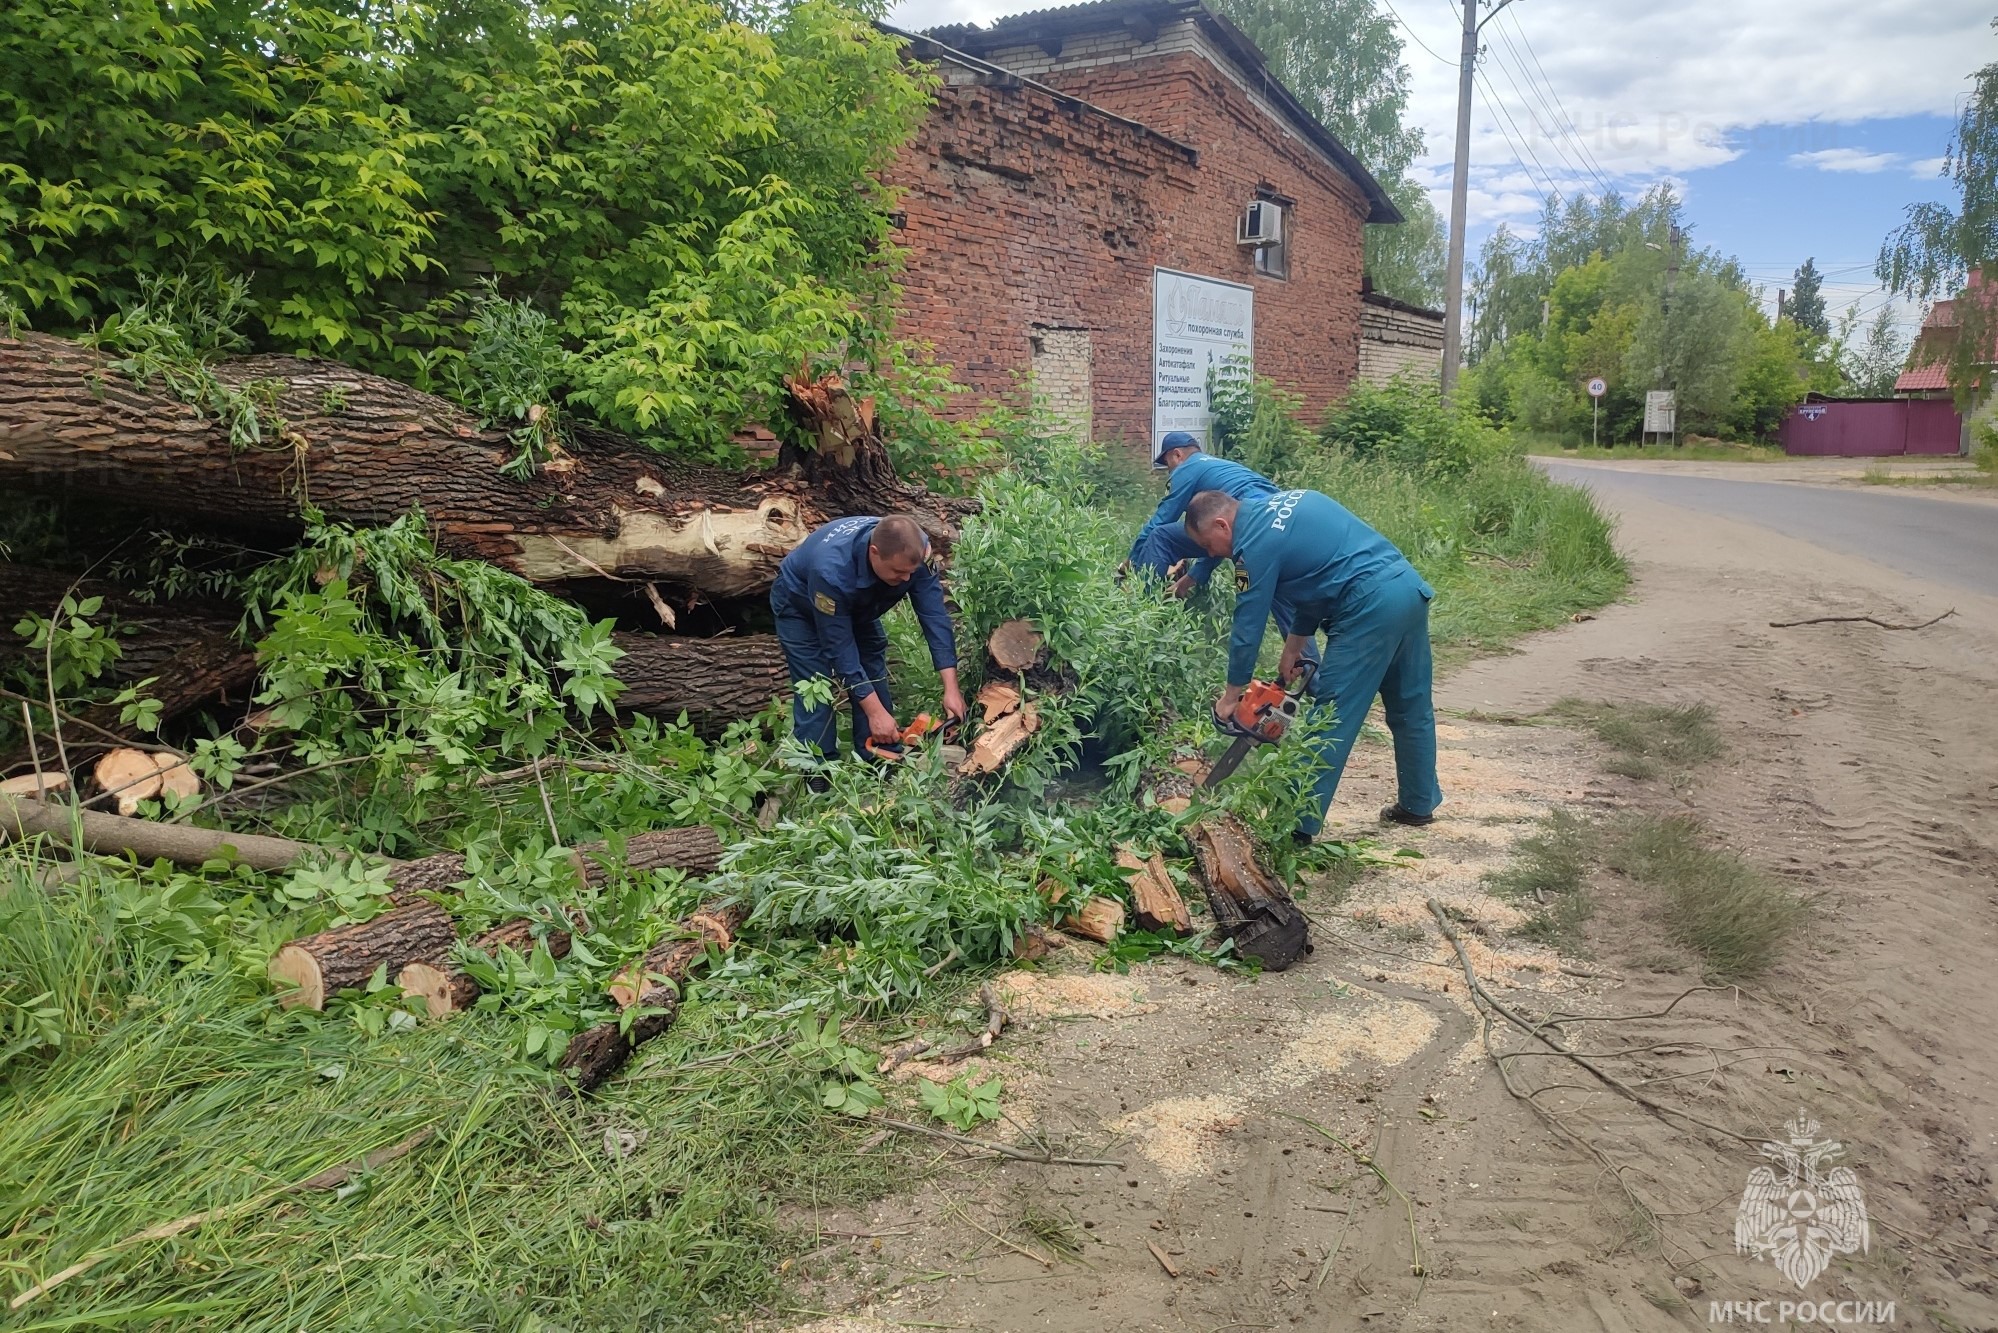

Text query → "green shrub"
[1318,377,1508,479]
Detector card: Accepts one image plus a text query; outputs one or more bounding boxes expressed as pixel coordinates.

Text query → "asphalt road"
[1539,461,1998,600]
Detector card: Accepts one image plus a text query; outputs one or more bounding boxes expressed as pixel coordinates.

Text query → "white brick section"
[1031,327,1095,441]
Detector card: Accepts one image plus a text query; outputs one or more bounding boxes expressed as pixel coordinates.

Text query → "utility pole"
[1441,0,1519,402]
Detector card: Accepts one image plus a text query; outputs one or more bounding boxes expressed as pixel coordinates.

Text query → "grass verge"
[1290,450,1628,668]
[1488,811,1803,979]
[1551,698,1723,780]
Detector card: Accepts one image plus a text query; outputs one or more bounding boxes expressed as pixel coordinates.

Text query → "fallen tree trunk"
[0,564,258,775]
[1187,817,1309,972]
[2,793,722,891]
[609,632,789,729]
[268,902,458,1010]
[561,903,746,1092]
[0,332,970,600]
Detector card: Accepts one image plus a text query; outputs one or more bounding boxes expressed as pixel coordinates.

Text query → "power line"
[1474,73,1562,206]
[1378,0,1456,66]
[1499,9,1617,190]
[1481,32,1611,195]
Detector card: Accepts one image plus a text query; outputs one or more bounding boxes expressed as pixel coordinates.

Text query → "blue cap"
[1160,431,1199,451]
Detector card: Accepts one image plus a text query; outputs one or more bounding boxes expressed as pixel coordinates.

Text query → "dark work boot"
[1380,803,1435,827]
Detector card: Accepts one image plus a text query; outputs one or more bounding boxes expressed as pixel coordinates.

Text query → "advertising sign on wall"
[1153,268,1253,464]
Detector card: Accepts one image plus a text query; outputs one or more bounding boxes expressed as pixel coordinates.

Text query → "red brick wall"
[883,52,1371,460]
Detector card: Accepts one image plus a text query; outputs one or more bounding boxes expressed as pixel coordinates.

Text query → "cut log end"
[1062,897,1125,944]
[987,619,1045,673]
[268,945,326,1011]
[94,747,163,815]
[0,772,68,798]
[396,960,473,1020]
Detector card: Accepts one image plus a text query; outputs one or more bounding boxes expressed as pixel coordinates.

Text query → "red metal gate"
[1780,397,1965,457]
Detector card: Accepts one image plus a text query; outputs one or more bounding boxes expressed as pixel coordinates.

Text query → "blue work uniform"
[1127,452,1313,657]
[770,517,958,759]
[1226,489,1443,835]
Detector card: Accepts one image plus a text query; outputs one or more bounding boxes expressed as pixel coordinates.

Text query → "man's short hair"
[1184,490,1239,533]
[871,514,930,562]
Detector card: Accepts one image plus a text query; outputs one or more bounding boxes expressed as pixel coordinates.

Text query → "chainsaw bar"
[1200,734,1260,788]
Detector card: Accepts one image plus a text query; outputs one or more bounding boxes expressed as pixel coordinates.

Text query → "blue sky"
[886,0,1989,334]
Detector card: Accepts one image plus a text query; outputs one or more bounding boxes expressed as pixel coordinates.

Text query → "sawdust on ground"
[990,970,1155,1021]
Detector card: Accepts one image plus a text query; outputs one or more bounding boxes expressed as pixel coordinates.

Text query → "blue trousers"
[773,608,891,760]
[1295,564,1443,836]
[1134,526,1318,663]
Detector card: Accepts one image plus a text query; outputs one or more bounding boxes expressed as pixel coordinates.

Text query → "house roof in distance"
[924,0,1402,225]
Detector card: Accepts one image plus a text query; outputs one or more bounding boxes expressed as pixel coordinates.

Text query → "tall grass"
[1287,448,1627,665]
[0,858,903,1329]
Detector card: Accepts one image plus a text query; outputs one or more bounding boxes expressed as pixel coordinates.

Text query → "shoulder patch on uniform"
[1235,566,1250,594]
[814,591,838,616]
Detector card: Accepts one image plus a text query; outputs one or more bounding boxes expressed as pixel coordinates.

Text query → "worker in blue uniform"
[1184,486,1443,842]
[770,514,966,762]
[1125,432,1315,665]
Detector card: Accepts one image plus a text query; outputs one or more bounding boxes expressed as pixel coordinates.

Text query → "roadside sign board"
[1644,390,1677,435]
[1586,377,1607,399]
[1152,268,1253,464]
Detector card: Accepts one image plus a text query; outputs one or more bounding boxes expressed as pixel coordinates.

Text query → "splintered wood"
[976,679,1021,722]
[962,701,1039,776]
[1187,816,1310,971]
[560,903,747,1092]
[1118,847,1192,935]
[1041,877,1125,944]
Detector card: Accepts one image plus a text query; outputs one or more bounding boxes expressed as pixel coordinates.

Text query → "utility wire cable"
[1474,73,1561,204]
[1481,35,1604,192]
[1487,20,1614,195]
[1500,9,1617,189]
[1380,0,1456,66]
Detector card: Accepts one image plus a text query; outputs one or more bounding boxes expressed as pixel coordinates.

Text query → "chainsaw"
[1201,661,1316,788]
[863,712,963,762]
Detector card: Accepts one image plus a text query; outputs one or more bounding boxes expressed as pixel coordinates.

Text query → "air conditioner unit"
[1238,200,1282,248]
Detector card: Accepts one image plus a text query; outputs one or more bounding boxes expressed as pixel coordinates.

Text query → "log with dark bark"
[609,632,789,730]
[267,902,458,1010]
[387,826,722,905]
[2,792,311,870]
[0,332,970,601]
[1186,817,1310,971]
[560,903,746,1092]
[0,564,257,775]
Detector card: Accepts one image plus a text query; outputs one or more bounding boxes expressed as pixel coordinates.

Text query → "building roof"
[1893,363,1951,393]
[1362,289,1444,321]
[923,0,1403,225]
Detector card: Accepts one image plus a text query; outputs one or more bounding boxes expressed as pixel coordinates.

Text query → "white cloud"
[1789,147,1902,173]
[887,0,1986,191]
[1910,155,1951,178]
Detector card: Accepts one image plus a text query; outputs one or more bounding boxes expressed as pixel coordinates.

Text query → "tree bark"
[1186,817,1310,972]
[0,564,258,776]
[387,826,722,905]
[0,332,970,601]
[267,902,458,1011]
[560,903,746,1092]
[609,632,789,729]
[1,792,311,870]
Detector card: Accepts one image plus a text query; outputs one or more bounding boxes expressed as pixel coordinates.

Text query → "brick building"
[883,0,1400,461]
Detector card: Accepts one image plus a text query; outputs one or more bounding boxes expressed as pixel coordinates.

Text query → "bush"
[1318,377,1508,478]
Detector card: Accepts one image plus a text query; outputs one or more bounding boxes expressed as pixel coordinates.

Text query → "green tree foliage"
[0,0,930,455]
[1219,0,1445,305]
[1843,306,1911,397]
[1788,257,1829,337]
[1879,20,1998,402]
[1463,186,1831,441]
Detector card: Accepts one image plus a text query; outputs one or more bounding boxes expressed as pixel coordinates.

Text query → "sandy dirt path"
[776,471,1998,1333]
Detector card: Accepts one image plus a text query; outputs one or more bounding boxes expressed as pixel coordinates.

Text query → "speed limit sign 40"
[1586,377,1607,398]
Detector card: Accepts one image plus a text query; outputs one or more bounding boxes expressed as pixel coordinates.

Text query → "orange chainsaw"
[1201,661,1316,788]
[863,712,962,762]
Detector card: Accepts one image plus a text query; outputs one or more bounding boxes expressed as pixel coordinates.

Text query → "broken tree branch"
[1768,609,1956,631]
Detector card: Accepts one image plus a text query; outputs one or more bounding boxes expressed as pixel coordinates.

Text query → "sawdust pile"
[1109,1093,1247,1177]
[993,972,1155,1021]
[1262,999,1441,1090]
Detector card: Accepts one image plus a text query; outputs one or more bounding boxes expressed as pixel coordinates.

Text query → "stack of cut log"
[0,333,978,775]
[260,822,732,1092]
